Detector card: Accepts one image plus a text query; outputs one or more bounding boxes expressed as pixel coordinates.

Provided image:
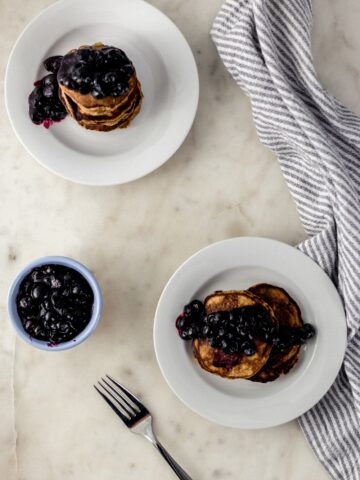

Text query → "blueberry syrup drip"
[29,54,68,127]
[57,45,135,98]
[176,300,315,357]
[16,264,94,344]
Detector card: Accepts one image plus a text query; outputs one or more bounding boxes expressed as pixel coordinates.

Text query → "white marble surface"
[0,0,359,478]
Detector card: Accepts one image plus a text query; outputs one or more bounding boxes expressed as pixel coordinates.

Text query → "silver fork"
[94,375,193,480]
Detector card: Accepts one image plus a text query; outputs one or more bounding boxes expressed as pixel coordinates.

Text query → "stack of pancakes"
[58,44,143,132]
[192,284,303,382]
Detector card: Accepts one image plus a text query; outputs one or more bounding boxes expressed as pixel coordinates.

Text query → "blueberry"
[44,311,53,322]
[50,276,62,288]
[82,75,92,85]
[51,290,61,304]
[242,340,256,356]
[183,304,193,317]
[112,82,128,97]
[119,65,134,78]
[179,330,192,340]
[32,86,44,99]
[33,325,43,336]
[51,109,67,122]
[61,288,70,298]
[220,339,229,351]
[66,312,75,323]
[227,341,240,355]
[19,296,31,310]
[225,330,235,341]
[218,327,226,337]
[105,47,121,60]
[207,312,222,325]
[49,319,57,330]
[187,326,198,339]
[236,325,248,336]
[43,74,55,86]
[302,323,315,340]
[71,64,88,82]
[91,88,103,98]
[176,315,186,330]
[32,93,44,107]
[184,300,204,318]
[103,71,117,84]
[31,285,47,300]
[24,319,33,331]
[43,56,63,73]
[201,325,211,337]
[71,285,80,295]
[60,77,71,87]
[43,84,55,97]
[59,322,70,334]
[190,300,204,314]
[77,49,91,62]
[29,111,43,124]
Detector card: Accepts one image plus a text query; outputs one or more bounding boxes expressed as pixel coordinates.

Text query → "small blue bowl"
[7,256,103,351]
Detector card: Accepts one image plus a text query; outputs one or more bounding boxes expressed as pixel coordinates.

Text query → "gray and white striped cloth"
[211,0,360,478]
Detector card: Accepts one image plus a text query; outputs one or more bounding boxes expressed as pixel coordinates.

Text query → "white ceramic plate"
[154,237,347,429]
[5,0,199,185]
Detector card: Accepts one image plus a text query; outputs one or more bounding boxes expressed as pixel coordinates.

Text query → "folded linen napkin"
[211,1,360,478]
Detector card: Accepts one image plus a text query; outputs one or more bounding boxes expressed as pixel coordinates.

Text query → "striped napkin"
[211,1,360,478]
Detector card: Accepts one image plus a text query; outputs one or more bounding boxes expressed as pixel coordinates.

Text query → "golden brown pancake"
[192,290,277,379]
[60,80,142,131]
[248,284,303,383]
[58,43,143,132]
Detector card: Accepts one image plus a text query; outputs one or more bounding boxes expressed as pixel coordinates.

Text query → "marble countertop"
[1,0,359,478]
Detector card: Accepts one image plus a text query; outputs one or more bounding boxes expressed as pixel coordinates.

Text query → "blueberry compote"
[176,300,315,356]
[16,264,94,345]
[28,55,67,128]
[57,45,135,98]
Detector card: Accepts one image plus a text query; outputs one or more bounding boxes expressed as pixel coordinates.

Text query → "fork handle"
[154,441,193,480]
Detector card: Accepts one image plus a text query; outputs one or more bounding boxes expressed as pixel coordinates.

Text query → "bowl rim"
[7,255,103,351]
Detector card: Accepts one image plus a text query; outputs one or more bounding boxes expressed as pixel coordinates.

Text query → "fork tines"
[94,375,148,426]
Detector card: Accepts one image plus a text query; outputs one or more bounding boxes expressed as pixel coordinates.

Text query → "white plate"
[154,237,347,429]
[5,0,199,185]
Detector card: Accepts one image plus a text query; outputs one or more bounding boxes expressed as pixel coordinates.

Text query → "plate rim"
[4,0,199,186]
[153,236,347,429]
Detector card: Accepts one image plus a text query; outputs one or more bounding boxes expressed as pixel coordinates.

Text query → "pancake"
[248,284,303,383]
[57,43,143,132]
[192,290,277,379]
[60,79,142,131]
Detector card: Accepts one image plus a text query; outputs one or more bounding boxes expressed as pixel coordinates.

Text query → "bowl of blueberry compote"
[7,256,102,351]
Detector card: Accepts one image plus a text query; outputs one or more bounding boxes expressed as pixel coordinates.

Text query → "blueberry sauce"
[28,67,67,127]
[57,45,135,98]
[16,264,94,344]
[176,300,315,356]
